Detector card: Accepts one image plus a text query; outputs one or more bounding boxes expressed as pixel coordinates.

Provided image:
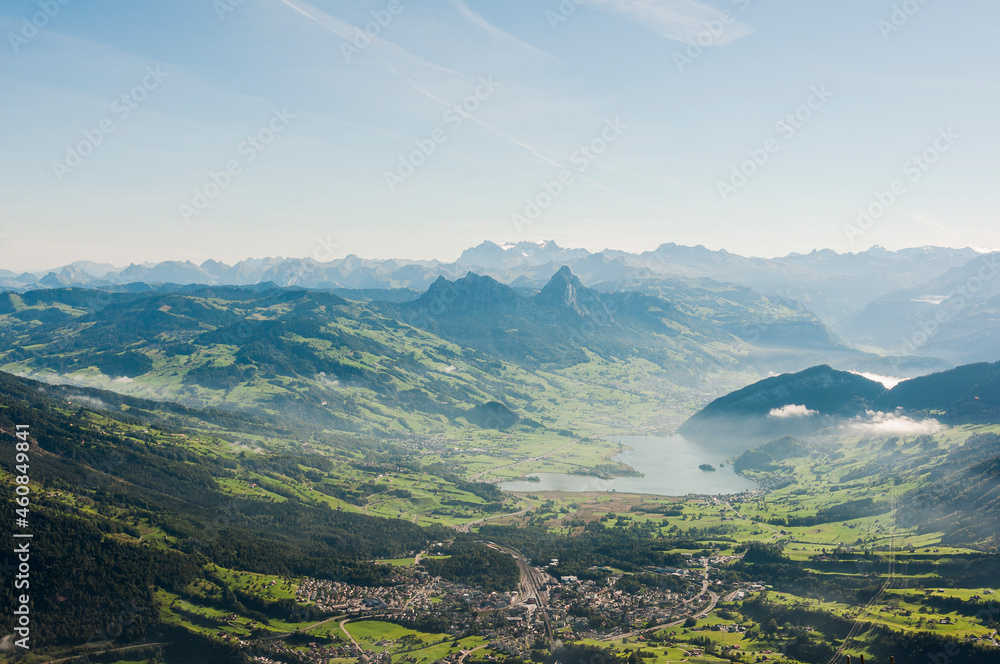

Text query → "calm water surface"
[500,435,758,496]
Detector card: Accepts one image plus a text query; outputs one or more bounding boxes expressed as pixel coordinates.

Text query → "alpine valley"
[3,243,1000,664]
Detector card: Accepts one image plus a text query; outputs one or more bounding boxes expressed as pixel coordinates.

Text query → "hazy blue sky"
[1,0,997,270]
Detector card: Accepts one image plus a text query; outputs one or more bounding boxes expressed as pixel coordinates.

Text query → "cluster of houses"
[295,569,544,640]
[963,631,1000,648]
[546,573,695,636]
[265,550,780,662]
[296,573,431,614]
[295,560,769,641]
[249,640,393,664]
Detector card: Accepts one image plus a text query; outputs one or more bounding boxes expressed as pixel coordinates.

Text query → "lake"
[500,434,759,496]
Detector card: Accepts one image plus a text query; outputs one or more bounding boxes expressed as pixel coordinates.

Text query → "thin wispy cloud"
[580,0,755,45]
[9,0,990,265]
[278,0,473,80]
[906,211,964,242]
[279,0,619,192]
[401,78,620,193]
[446,0,560,65]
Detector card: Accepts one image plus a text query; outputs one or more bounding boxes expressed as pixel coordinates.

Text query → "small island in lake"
[699,463,717,472]
[570,462,645,480]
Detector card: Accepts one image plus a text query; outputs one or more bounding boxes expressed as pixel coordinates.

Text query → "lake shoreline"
[500,434,759,496]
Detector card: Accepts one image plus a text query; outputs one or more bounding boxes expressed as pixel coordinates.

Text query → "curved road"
[603,589,720,642]
[601,570,719,642]
[467,441,578,482]
[458,644,488,663]
[43,642,167,664]
[339,618,359,646]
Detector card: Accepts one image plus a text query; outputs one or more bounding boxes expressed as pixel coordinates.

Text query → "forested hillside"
[0,371,459,651]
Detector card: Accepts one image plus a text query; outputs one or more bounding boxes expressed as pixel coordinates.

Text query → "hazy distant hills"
[388,267,730,379]
[680,361,1000,451]
[10,241,1000,400]
[390,267,933,379]
[836,253,1000,363]
[9,241,996,368]
[0,266,939,436]
[4,241,980,323]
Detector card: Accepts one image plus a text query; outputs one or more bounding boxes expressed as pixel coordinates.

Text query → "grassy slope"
[0,287,797,445]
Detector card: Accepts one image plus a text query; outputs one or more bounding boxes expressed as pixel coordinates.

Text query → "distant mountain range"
[6,241,993,366]
[0,241,976,318]
[837,253,1000,364]
[0,266,943,437]
[680,361,1000,451]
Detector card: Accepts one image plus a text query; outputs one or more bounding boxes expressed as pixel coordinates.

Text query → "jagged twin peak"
[412,266,608,319]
